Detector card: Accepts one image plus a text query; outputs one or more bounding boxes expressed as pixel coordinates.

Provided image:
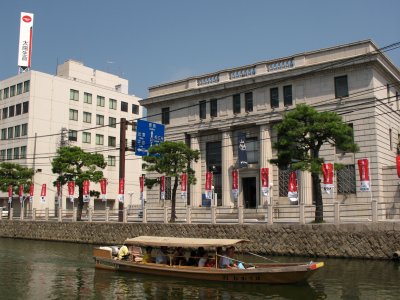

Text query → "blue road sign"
[135,119,165,156]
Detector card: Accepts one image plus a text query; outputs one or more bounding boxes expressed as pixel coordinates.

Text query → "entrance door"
[242,177,257,208]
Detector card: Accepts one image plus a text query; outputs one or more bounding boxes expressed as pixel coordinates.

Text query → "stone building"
[141,40,400,210]
[0,60,143,213]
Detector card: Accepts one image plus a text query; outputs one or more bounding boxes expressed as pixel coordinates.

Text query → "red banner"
[181,173,187,192]
[357,158,371,192]
[160,176,165,200]
[100,179,107,195]
[68,181,75,197]
[40,184,46,203]
[19,185,24,197]
[396,155,400,178]
[322,163,334,194]
[29,184,34,196]
[56,181,61,197]
[232,169,239,198]
[118,178,125,195]
[261,168,270,196]
[83,180,90,196]
[8,185,12,197]
[205,171,213,200]
[140,175,145,201]
[288,171,298,202]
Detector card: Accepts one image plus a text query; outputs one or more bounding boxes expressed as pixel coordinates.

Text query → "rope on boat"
[246,251,280,263]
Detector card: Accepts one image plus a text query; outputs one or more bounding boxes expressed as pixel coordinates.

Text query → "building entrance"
[242,177,257,208]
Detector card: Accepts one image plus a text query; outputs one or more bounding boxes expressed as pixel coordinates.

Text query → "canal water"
[0,238,399,300]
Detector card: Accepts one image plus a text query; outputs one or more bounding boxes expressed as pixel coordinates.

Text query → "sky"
[1,0,399,99]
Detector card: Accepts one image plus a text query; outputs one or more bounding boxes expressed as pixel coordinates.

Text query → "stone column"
[190,134,202,207]
[221,130,233,207]
[259,125,273,206]
[299,170,312,204]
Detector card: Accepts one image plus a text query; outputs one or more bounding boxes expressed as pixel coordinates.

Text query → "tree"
[51,146,106,220]
[142,141,200,222]
[271,104,358,222]
[0,162,34,196]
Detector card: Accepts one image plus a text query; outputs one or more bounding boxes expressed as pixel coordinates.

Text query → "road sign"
[135,119,165,156]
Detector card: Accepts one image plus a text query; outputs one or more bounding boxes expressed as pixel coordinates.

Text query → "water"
[0,238,399,300]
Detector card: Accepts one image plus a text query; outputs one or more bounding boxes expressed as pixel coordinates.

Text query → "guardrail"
[1,200,399,224]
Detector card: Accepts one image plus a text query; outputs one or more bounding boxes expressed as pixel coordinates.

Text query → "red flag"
[29,184,34,196]
[100,179,107,195]
[8,185,12,197]
[232,169,239,198]
[160,176,165,200]
[56,181,61,197]
[358,158,371,192]
[40,184,46,196]
[205,172,213,191]
[288,171,298,202]
[118,178,125,195]
[181,173,187,192]
[19,185,24,197]
[261,168,270,196]
[83,180,90,196]
[322,163,334,194]
[68,181,75,197]
[139,175,145,201]
[396,155,400,178]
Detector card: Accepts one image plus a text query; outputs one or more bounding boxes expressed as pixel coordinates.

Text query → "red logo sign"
[22,15,32,23]
[322,163,334,185]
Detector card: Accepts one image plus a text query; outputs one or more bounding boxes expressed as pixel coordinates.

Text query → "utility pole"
[119,118,127,222]
[58,127,68,210]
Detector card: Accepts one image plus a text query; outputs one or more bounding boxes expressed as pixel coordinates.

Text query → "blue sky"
[1,0,399,98]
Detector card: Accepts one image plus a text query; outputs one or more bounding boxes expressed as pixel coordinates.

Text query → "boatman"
[117,244,130,260]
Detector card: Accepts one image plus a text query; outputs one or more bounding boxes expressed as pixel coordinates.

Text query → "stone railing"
[229,66,256,80]
[266,58,294,72]
[2,201,398,224]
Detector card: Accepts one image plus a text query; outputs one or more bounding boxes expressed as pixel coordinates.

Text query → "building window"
[82,132,91,143]
[70,89,79,101]
[162,107,170,125]
[233,94,241,114]
[2,107,8,119]
[108,156,116,166]
[7,149,12,160]
[108,136,116,147]
[206,141,222,204]
[9,106,15,117]
[68,130,77,141]
[84,92,92,104]
[7,127,13,139]
[13,148,19,160]
[245,92,253,112]
[69,109,78,121]
[96,134,104,145]
[1,129,6,140]
[283,85,293,106]
[121,101,128,112]
[23,80,30,93]
[246,137,259,164]
[335,75,349,98]
[132,104,139,115]
[96,114,104,126]
[22,101,29,113]
[0,150,5,161]
[10,85,16,97]
[109,117,117,128]
[97,96,105,107]
[337,165,356,194]
[16,103,21,115]
[17,83,23,95]
[83,112,92,123]
[109,99,117,109]
[20,146,27,159]
[210,99,218,117]
[199,100,206,119]
[270,87,279,108]
[14,125,21,138]
[21,124,28,136]
[3,87,9,99]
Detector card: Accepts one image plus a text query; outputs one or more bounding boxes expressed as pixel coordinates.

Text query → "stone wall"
[0,221,399,259]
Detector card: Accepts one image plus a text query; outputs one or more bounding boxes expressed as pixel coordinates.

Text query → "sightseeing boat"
[93,236,324,284]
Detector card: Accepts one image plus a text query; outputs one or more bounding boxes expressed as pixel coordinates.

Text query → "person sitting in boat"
[187,250,197,266]
[143,246,154,263]
[219,246,237,268]
[198,250,209,267]
[117,244,131,260]
[172,247,187,266]
[155,246,169,264]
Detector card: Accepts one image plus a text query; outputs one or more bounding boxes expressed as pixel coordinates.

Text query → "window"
[7,127,13,139]
[278,169,290,197]
[22,101,29,113]
[96,114,104,126]
[109,117,117,128]
[121,101,128,112]
[17,83,23,95]
[96,134,104,145]
[97,96,105,107]
[82,132,91,143]
[162,107,170,125]
[68,130,77,141]
[2,107,8,119]
[70,89,79,101]
[16,103,21,115]
[199,100,206,119]
[10,85,16,97]
[13,148,19,160]
[3,87,9,99]
[283,85,293,106]
[335,75,349,98]
[337,165,356,194]
[109,99,117,109]
[108,136,116,147]
[0,150,5,161]
[245,92,253,112]
[23,80,30,93]
[1,129,6,140]
[270,87,279,108]
[210,99,218,117]
[14,125,20,138]
[246,137,259,164]
[233,94,241,114]
[20,146,27,158]
[108,156,116,166]
[9,106,15,117]
[160,177,172,200]
[21,124,28,136]
[69,109,78,121]
[132,104,139,114]
[7,149,12,160]
[206,141,222,203]
[84,92,92,104]
[83,112,92,123]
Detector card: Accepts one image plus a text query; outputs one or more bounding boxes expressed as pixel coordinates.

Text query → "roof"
[124,236,250,248]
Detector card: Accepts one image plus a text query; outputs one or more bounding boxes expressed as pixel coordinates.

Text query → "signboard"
[322,163,334,194]
[238,132,248,168]
[100,178,107,202]
[29,184,34,203]
[135,119,165,156]
[261,168,270,196]
[83,180,90,203]
[40,184,46,203]
[358,158,371,192]
[118,178,125,203]
[160,176,165,200]
[68,181,75,203]
[232,169,239,198]
[205,171,213,200]
[181,173,187,199]
[18,12,34,68]
[288,171,298,202]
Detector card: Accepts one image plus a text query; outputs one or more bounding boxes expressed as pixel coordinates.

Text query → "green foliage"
[0,162,34,194]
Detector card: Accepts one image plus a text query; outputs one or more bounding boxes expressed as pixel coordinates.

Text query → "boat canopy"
[124,236,250,248]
